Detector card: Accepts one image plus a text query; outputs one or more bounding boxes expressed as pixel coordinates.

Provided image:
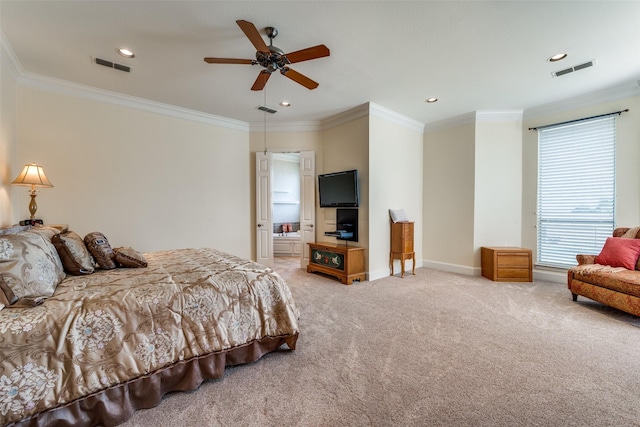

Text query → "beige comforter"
[0,248,299,426]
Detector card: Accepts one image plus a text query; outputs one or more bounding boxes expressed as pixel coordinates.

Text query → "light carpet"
[122,258,640,426]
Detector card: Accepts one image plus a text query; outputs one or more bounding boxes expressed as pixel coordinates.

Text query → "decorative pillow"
[618,227,640,270]
[0,225,30,236]
[0,231,66,300]
[114,247,148,268]
[0,276,18,306]
[24,225,61,242]
[84,232,117,270]
[52,231,96,275]
[595,237,640,270]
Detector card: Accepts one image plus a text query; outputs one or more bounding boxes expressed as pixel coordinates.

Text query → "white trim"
[249,121,322,133]
[533,268,566,284]
[369,102,425,133]
[369,259,424,282]
[424,259,567,283]
[523,82,640,121]
[476,110,523,123]
[423,111,476,132]
[18,72,249,131]
[368,268,391,282]
[320,103,369,130]
[2,30,248,131]
[422,259,479,276]
[0,30,24,80]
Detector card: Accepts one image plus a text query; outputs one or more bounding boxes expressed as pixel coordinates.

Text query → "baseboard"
[368,259,424,282]
[422,259,567,284]
[533,268,566,284]
[422,260,479,276]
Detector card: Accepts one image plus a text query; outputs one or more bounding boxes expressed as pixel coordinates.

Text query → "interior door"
[255,152,273,268]
[299,151,315,267]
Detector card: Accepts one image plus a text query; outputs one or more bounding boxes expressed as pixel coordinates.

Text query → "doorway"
[272,153,302,261]
[255,150,315,269]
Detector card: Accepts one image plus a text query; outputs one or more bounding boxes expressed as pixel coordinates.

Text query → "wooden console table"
[390,221,415,278]
[481,246,532,282]
[307,242,365,285]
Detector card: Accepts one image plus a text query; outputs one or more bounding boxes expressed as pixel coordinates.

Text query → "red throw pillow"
[595,237,640,270]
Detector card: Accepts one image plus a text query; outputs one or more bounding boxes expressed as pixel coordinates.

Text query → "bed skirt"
[11,334,298,427]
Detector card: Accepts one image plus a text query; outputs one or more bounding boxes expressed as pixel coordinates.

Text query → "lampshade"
[11,163,54,188]
[12,163,54,221]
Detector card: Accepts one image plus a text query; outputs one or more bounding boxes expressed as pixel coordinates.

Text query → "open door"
[299,151,315,267]
[255,152,273,268]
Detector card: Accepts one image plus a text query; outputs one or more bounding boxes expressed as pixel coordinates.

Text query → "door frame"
[255,149,316,268]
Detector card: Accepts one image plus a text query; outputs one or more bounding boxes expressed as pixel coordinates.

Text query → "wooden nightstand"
[481,246,532,282]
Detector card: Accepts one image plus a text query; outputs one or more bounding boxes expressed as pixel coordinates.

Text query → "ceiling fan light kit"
[204,20,330,91]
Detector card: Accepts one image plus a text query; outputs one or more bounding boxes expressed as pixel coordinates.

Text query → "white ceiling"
[2,1,640,127]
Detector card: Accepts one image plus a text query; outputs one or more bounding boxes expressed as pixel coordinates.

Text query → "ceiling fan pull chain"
[263,87,268,155]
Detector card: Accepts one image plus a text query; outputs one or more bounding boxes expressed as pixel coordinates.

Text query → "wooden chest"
[481,246,532,282]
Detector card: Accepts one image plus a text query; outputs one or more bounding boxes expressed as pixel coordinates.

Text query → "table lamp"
[11,163,54,221]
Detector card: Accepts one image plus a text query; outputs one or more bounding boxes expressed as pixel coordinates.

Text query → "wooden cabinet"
[390,221,415,278]
[481,246,532,282]
[274,237,301,256]
[307,242,365,285]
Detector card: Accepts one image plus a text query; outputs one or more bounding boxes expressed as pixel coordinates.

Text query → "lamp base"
[19,219,43,226]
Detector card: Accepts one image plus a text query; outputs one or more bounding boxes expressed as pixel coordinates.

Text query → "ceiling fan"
[204,20,330,91]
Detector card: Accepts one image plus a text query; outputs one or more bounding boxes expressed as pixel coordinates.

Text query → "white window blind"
[537,116,615,268]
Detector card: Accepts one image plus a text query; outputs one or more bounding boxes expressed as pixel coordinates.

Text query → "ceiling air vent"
[94,57,131,73]
[256,105,278,114]
[552,60,595,77]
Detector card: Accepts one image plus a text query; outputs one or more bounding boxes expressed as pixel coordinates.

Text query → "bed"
[0,226,299,426]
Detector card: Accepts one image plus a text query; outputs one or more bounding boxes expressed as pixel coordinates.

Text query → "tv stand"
[307,242,365,285]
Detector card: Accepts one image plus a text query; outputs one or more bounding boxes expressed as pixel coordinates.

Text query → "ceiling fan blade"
[251,70,271,91]
[204,58,254,64]
[281,67,319,90]
[236,20,270,53]
[284,44,330,64]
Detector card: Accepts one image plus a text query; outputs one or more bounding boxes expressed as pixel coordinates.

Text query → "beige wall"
[473,115,523,265]
[7,60,638,283]
[369,113,423,279]
[423,121,476,272]
[522,95,640,270]
[15,86,251,257]
[423,97,639,281]
[0,52,17,227]
[320,116,369,266]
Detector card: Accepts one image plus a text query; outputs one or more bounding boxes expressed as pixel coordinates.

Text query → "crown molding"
[523,82,640,121]
[17,72,249,131]
[0,30,24,80]
[423,111,476,133]
[320,103,369,130]
[249,120,322,133]
[2,31,248,130]
[476,110,523,123]
[369,102,425,133]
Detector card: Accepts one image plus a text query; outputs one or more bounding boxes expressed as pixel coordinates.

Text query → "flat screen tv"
[318,170,359,208]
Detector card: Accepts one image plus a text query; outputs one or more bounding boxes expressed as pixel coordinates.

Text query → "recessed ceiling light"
[117,48,135,58]
[548,53,567,62]
[279,101,291,107]
[425,98,438,103]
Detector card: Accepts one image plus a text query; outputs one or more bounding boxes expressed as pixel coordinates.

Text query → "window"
[537,116,616,268]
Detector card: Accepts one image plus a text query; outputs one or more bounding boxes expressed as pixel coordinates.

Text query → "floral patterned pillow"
[0,231,66,300]
[52,231,96,275]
